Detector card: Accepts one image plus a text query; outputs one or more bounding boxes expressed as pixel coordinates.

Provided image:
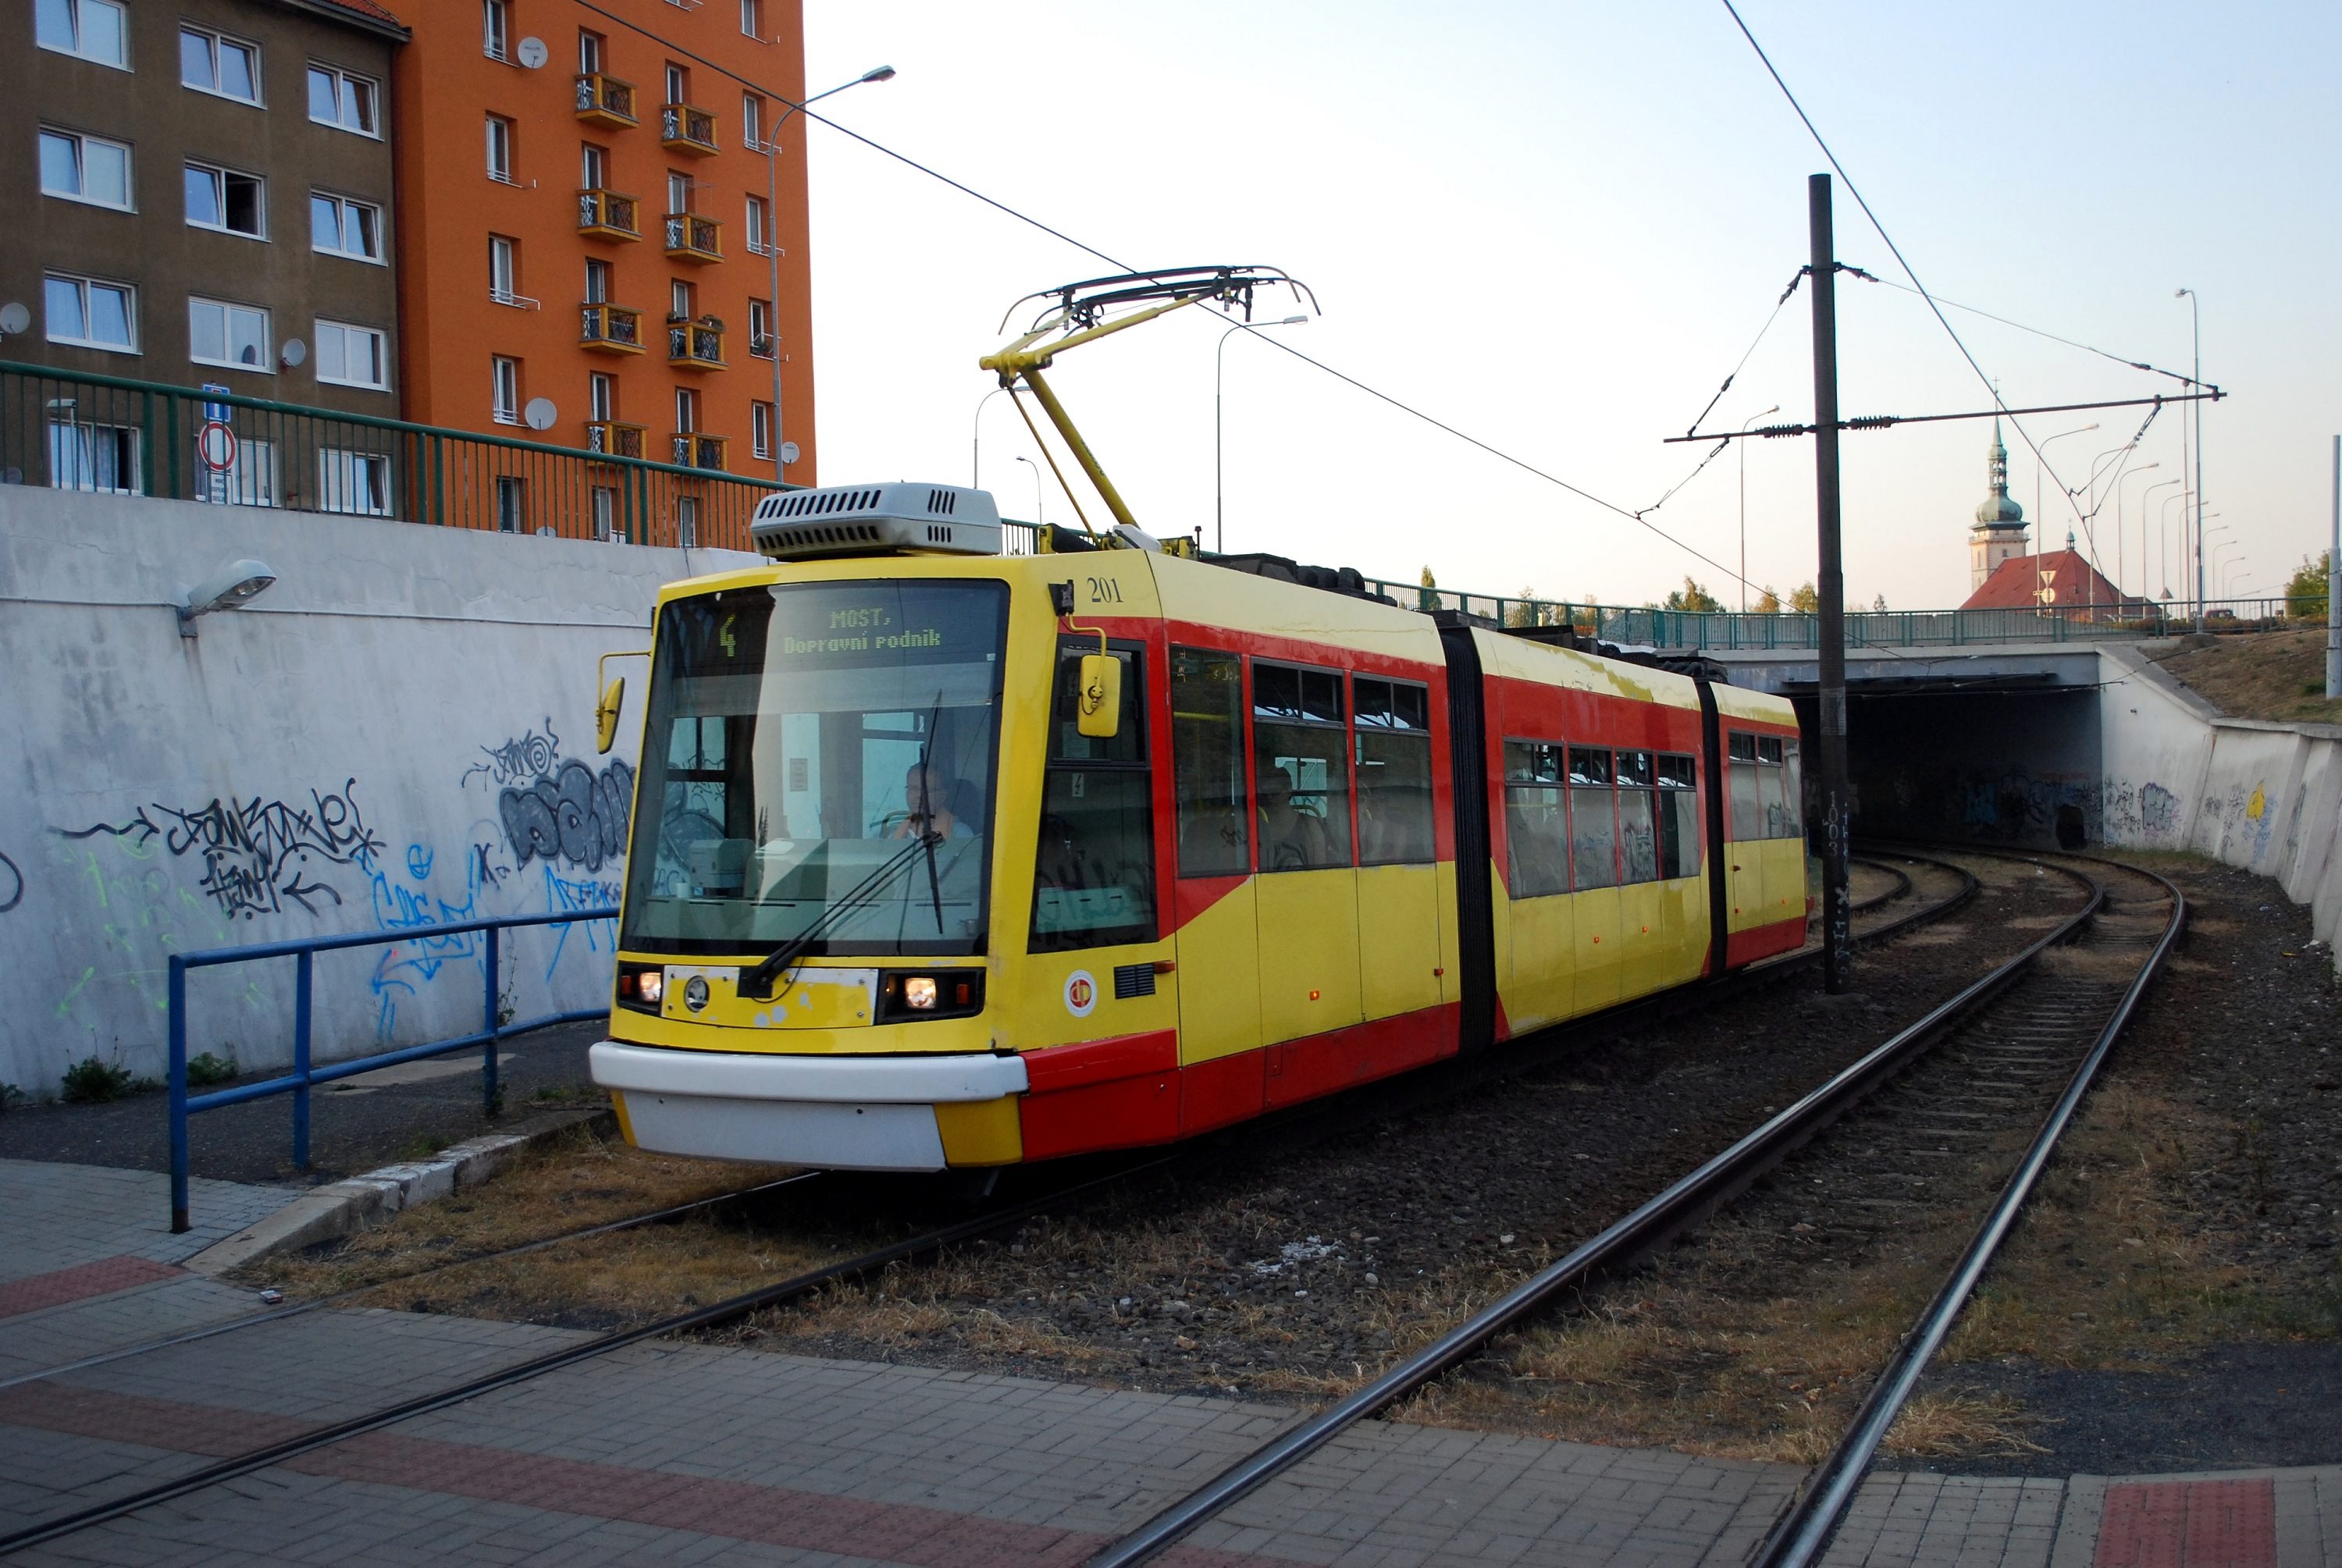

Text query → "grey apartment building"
[3,0,406,501]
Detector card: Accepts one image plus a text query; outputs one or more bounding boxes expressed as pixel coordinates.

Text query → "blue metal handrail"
[166,907,616,1232]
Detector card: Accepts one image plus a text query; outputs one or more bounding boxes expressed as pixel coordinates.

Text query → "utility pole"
[1809,173,1852,994]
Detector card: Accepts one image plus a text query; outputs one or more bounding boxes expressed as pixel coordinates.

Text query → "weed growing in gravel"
[60,1056,144,1103]
[185,1052,238,1087]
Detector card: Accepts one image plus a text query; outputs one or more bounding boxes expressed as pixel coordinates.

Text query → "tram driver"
[889,762,974,841]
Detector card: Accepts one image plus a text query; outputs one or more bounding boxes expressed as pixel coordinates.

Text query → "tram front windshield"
[621,580,1008,958]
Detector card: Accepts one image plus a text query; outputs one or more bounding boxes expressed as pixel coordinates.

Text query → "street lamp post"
[1013,453,1044,527]
[2036,422,2099,547]
[762,65,895,482]
[970,386,1004,489]
[2177,287,2204,623]
[2115,463,2160,608]
[2140,478,2182,607]
[2159,489,2194,601]
[1215,315,1308,555]
[1739,404,1779,611]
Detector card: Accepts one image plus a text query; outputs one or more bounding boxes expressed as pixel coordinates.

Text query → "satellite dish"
[523,397,558,431]
[279,338,307,368]
[0,302,29,336]
[778,440,800,465]
[516,35,547,68]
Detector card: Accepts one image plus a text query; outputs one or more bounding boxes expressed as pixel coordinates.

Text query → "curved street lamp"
[1739,405,1779,611]
[2159,489,2194,599]
[2139,478,2183,605]
[1013,453,1044,527]
[2115,464,2159,603]
[2036,422,2098,539]
[762,65,896,480]
[2177,286,2205,620]
[970,386,1005,489]
[1216,315,1308,555]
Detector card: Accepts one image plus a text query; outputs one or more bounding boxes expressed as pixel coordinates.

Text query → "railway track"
[0,849,1991,1558]
[1084,848,2182,1568]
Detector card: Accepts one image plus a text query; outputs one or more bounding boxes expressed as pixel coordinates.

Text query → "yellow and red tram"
[588,482,1809,1171]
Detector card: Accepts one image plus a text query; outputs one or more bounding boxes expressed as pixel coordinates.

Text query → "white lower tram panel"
[589,1041,1030,1172]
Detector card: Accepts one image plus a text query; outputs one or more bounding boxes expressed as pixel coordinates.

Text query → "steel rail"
[0,1170,828,1394]
[1086,850,2091,1568]
[2,853,1988,1556]
[0,1155,1176,1557]
[1752,855,2186,1568]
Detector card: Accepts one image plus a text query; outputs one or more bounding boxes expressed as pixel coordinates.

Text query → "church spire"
[1968,418,2027,592]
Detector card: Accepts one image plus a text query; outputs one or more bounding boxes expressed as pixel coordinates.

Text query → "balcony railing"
[663,212,721,263]
[666,319,725,370]
[577,188,641,240]
[671,432,728,471]
[580,303,643,354]
[660,103,718,155]
[748,330,774,360]
[575,72,637,128]
[586,420,646,459]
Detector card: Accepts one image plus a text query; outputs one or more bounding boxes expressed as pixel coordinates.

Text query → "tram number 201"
[1084,577,1123,605]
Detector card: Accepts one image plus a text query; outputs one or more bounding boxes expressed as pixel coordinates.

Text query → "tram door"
[1168,650,1266,1127]
[1251,662,1363,1095]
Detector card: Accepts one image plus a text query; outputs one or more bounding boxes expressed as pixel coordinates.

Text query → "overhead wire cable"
[1852,276,2205,389]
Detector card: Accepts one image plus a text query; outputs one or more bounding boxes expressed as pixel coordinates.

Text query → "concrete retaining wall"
[2098,643,2342,973]
[0,487,756,1094]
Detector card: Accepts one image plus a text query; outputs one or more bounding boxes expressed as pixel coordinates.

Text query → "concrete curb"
[183,1106,614,1278]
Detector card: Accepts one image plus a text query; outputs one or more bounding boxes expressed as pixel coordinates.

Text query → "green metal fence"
[2,360,784,549]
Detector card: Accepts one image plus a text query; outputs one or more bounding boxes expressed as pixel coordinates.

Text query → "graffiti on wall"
[2102,779,2184,844]
[464,720,635,876]
[1952,769,2098,845]
[59,782,384,921]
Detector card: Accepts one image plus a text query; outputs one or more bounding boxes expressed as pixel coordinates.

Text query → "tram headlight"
[878,970,983,1022]
[617,963,665,1012]
[903,976,938,1011]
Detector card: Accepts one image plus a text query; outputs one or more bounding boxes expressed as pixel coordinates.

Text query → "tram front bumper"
[589,1041,1030,1171]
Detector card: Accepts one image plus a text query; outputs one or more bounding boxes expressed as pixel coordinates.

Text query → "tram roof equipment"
[749,482,1002,562]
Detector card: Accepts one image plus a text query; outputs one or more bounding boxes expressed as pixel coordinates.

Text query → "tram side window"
[1570,745,1619,891]
[1759,736,1805,838]
[1354,675,1435,865]
[1504,741,1569,898]
[1656,752,1700,878]
[1617,749,1659,884]
[665,713,739,893]
[1252,661,1351,871]
[1170,647,1248,878]
[1031,642,1155,951]
[1728,732,1763,841]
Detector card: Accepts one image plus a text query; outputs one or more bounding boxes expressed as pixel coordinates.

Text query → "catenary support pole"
[2328,434,2339,700]
[1809,173,1853,994]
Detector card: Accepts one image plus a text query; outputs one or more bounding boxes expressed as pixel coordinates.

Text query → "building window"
[668,279,693,321]
[185,162,265,237]
[181,27,262,104]
[496,475,525,532]
[664,62,687,104]
[667,169,691,215]
[195,438,277,507]
[308,64,380,136]
[584,258,611,305]
[580,142,608,189]
[744,195,769,255]
[589,371,614,421]
[189,297,270,372]
[675,494,698,547]
[44,273,137,353]
[492,356,521,423]
[742,92,763,150]
[318,449,392,515]
[48,417,142,494]
[486,115,515,182]
[747,297,773,358]
[739,0,760,38]
[577,29,603,74]
[315,319,387,389]
[39,129,133,211]
[751,400,772,459]
[674,386,698,433]
[490,236,522,304]
[310,192,384,260]
[591,485,617,542]
[482,0,509,61]
[37,0,128,68]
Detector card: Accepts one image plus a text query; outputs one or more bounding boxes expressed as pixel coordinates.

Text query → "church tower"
[1969,420,2028,591]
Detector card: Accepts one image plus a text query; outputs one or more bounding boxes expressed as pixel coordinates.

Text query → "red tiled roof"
[1963,549,2149,617]
[276,0,408,38]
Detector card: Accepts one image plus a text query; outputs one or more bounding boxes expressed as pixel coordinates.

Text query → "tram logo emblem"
[1064,970,1098,1019]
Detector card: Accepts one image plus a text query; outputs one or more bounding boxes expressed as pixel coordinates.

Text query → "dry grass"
[2143,630,2342,726]
[247,1122,798,1315]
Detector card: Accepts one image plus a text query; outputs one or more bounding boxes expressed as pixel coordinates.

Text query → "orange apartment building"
[390,0,813,536]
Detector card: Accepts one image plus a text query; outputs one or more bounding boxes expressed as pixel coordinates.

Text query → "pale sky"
[798,2,2339,612]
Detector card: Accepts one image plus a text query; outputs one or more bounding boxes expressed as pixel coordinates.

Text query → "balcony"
[575,72,637,128]
[586,421,646,460]
[660,102,718,156]
[666,318,725,370]
[577,188,641,241]
[663,212,721,264]
[580,303,643,354]
[672,432,728,471]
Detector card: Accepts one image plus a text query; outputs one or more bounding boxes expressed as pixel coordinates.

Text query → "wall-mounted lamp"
[178,557,276,637]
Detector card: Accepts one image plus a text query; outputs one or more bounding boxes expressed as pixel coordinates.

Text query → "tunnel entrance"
[1786,681,2101,849]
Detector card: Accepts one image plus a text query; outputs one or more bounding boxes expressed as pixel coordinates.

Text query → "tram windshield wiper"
[738,834,936,1000]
